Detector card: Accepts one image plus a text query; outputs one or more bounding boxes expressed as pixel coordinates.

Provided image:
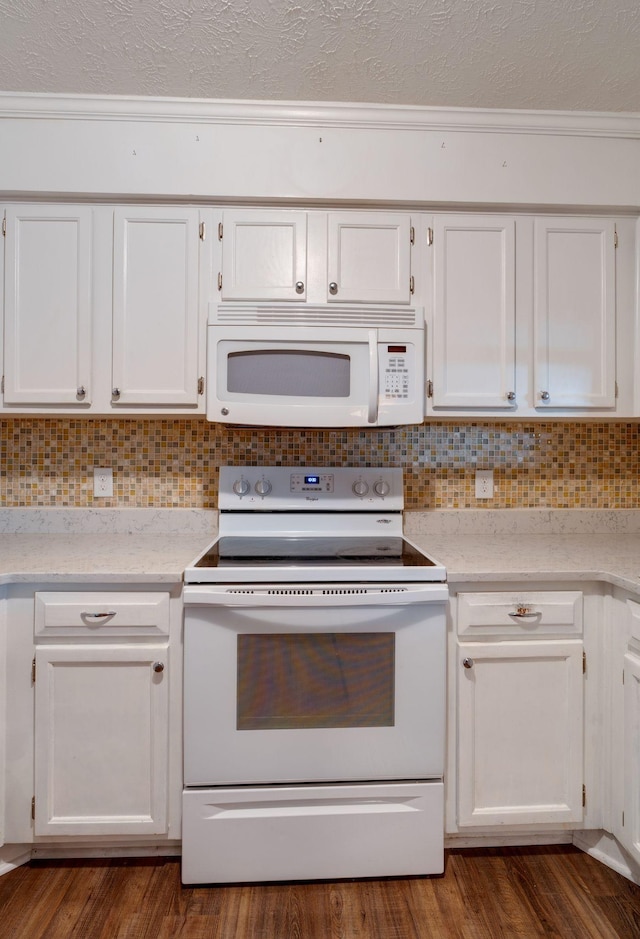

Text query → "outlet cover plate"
[93,467,113,498]
[475,469,494,499]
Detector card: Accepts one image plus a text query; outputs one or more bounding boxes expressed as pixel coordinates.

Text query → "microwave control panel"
[380,344,413,399]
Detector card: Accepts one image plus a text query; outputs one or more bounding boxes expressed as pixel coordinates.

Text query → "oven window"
[227,350,351,398]
[237,633,395,730]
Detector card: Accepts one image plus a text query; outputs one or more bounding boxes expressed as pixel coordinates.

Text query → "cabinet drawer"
[457,591,582,639]
[35,592,170,638]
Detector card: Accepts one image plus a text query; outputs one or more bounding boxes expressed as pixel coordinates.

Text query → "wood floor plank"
[0,847,638,939]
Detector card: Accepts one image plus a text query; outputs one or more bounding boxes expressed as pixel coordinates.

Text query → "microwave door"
[367,329,378,424]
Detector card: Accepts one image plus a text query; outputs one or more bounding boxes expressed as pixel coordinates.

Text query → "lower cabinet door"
[34,644,169,836]
[623,649,640,864]
[457,639,584,827]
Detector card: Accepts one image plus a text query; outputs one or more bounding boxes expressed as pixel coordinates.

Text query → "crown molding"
[1,91,640,139]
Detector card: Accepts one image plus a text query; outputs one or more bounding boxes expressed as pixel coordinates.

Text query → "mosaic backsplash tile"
[1,419,639,510]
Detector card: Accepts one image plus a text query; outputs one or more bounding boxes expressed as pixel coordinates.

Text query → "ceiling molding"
[1,92,640,140]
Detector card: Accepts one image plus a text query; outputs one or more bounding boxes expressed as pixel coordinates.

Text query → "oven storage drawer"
[182,780,444,884]
[457,590,583,639]
[34,591,170,638]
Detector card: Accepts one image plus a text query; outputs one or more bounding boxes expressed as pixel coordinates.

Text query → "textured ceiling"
[0,0,639,113]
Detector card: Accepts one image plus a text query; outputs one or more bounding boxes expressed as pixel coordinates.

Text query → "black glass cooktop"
[194,536,437,569]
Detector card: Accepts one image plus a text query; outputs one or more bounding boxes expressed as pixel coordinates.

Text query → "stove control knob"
[233,478,251,496]
[373,480,390,497]
[255,478,272,496]
[352,480,369,496]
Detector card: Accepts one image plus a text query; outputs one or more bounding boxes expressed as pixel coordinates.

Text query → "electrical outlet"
[93,467,113,498]
[475,469,494,499]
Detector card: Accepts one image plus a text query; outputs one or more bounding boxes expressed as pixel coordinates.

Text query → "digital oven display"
[305,475,320,485]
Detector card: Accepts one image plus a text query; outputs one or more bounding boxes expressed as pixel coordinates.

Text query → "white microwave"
[207,305,425,427]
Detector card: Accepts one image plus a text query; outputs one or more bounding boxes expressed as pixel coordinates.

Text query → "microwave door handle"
[367,329,379,424]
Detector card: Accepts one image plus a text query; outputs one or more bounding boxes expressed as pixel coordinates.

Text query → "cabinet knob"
[462,657,474,669]
[153,662,165,673]
[506,391,516,402]
[329,282,338,295]
[77,386,86,398]
[295,281,305,294]
[112,387,121,399]
[540,390,550,401]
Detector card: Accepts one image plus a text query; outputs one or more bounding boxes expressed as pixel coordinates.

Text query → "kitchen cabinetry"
[454,590,584,827]
[218,209,414,305]
[1,205,209,415]
[430,215,516,409]
[112,207,203,407]
[33,591,170,837]
[428,214,620,416]
[2,205,93,407]
[617,599,640,866]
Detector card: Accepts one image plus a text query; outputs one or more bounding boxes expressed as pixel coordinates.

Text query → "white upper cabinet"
[427,213,621,417]
[220,209,308,302]
[1,204,208,414]
[218,209,413,305]
[326,212,412,304]
[3,205,93,406]
[431,215,516,409]
[533,217,616,410]
[112,207,201,407]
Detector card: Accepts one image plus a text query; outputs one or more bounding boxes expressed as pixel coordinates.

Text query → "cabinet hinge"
[217,272,222,291]
[409,275,415,295]
[1,376,4,394]
[31,797,35,821]
[615,381,619,398]
[614,226,618,249]
[1,215,6,237]
[31,657,36,684]
[427,379,434,398]
[199,222,206,241]
[427,227,434,247]
[197,376,204,395]
[583,650,587,675]
[410,226,415,245]
[622,810,625,826]
[582,784,586,808]
[218,222,223,241]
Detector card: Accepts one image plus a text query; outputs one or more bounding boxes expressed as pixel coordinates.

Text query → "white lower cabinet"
[617,599,640,866]
[452,590,585,829]
[32,590,172,839]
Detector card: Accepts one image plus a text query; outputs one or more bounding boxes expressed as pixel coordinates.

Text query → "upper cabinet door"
[112,207,201,406]
[431,215,516,409]
[534,218,616,410]
[326,212,412,304]
[3,205,92,405]
[220,210,307,301]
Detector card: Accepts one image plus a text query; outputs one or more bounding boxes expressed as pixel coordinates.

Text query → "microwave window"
[227,350,351,398]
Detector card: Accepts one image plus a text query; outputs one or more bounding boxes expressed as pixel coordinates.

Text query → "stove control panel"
[220,466,403,510]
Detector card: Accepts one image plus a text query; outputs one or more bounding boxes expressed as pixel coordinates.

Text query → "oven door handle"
[367,329,379,424]
[184,585,449,607]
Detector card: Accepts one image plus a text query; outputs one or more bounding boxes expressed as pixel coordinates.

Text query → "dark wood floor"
[0,846,639,938]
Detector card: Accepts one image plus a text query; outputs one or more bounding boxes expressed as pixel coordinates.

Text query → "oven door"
[183,584,447,786]
[206,324,424,427]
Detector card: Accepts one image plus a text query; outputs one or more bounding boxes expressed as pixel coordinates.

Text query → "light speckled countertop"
[0,509,216,585]
[1,508,640,593]
[404,510,640,594]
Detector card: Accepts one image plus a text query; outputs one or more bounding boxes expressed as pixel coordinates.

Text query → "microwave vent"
[213,304,421,328]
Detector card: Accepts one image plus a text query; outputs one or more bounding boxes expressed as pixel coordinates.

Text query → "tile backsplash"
[1,419,639,510]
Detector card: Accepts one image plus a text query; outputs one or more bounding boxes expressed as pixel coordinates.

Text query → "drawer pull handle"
[509,607,540,618]
[82,611,117,619]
